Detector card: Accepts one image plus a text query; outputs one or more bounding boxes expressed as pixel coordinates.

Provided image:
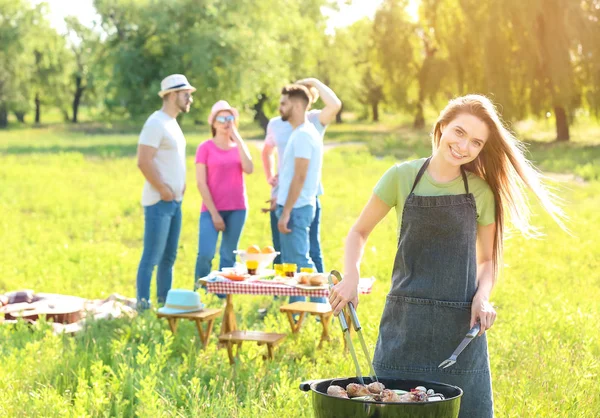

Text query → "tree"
[29,13,73,124]
[93,0,331,128]
[482,0,587,140]
[0,0,38,127]
[372,0,420,122]
[64,16,104,123]
[416,0,589,139]
[578,0,600,118]
[527,0,581,140]
[315,19,376,122]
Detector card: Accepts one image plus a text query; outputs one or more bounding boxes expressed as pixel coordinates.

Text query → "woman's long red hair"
[431,95,567,280]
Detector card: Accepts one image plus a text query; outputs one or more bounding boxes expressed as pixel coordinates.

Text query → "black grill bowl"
[299,377,462,418]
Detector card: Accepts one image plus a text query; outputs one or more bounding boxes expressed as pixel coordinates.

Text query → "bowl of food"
[234,245,280,273]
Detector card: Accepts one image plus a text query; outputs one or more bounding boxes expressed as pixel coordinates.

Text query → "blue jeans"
[195,210,247,283]
[269,210,282,265]
[136,200,182,309]
[309,197,324,273]
[276,204,326,304]
[270,197,324,272]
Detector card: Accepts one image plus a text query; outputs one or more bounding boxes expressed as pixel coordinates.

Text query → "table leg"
[204,319,215,346]
[237,341,243,357]
[285,311,296,332]
[167,317,179,334]
[226,341,235,365]
[219,294,237,335]
[194,319,214,348]
[285,311,305,333]
[318,313,332,349]
[295,312,306,331]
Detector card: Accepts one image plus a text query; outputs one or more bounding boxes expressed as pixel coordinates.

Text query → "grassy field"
[0,119,599,417]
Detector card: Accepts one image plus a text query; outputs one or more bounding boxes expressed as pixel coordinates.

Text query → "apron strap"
[409,157,431,194]
[460,166,470,194]
[410,157,470,194]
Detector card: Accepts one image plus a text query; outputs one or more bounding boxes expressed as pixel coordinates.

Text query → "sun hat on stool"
[158,289,204,314]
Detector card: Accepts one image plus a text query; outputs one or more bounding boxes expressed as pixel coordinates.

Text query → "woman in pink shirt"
[195,100,253,288]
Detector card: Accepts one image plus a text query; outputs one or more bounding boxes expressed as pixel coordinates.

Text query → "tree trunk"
[413,103,425,129]
[62,109,70,122]
[372,101,379,122]
[554,106,569,141]
[35,93,41,124]
[253,93,269,134]
[335,103,343,124]
[72,75,85,123]
[0,105,7,128]
[414,36,435,130]
[14,111,25,123]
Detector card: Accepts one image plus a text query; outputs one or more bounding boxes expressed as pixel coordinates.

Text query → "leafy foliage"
[1,0,600,136]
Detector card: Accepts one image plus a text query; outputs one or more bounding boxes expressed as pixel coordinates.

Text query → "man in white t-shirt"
[135,74,196,310]
[262,78,341,275]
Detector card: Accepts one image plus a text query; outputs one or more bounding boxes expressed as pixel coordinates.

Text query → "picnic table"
[198,275,375,338]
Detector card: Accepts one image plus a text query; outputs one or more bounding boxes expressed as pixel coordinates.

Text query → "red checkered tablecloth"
[204,278,375,298]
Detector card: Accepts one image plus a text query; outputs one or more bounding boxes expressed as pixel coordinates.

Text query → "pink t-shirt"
[195,140,248,212]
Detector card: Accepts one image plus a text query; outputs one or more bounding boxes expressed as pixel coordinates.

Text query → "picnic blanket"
[0,290,137,335]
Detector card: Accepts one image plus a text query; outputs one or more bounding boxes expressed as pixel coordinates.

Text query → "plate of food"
[254,274,289,284]
[291,273,329,290]
[220,271,251,282]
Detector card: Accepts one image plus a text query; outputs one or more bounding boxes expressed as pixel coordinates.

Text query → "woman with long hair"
[328,94,565,417]
[195,100,253,288]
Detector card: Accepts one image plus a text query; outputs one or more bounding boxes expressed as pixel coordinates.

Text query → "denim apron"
[372,157,494,417]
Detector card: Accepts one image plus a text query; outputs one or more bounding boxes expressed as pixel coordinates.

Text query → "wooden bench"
[279,301,333,348]
[157,308,222,347]
[218,330,286,364]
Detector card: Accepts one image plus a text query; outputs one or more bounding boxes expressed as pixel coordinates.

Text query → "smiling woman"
[328,94,568,418]
[439,114,488,163]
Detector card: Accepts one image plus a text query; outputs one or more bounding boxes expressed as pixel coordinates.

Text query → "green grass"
[0,120,599,417]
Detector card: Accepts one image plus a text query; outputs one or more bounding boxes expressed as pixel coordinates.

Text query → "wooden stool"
[157,308,222,347]
[279,302,333,348]
[218,330,286,365]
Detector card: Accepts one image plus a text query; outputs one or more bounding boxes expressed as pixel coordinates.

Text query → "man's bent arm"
[137,144,171,194]
[298,78,342,126]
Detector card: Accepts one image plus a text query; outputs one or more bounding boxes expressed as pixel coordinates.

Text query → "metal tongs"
[328,270,378,385]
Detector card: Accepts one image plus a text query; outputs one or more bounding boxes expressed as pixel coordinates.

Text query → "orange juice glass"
[274,264,284,276]
[246,260,259,275]
[283,263,297,277]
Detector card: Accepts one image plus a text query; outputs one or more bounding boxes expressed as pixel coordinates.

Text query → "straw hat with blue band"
[158,74,197,98]
[157,289,204,314]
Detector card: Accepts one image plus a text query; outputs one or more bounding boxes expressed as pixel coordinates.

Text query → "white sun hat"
[158,74,197,98]
[157,289,204,314]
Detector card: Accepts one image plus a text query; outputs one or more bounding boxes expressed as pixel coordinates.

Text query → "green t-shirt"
[374,158,496,234]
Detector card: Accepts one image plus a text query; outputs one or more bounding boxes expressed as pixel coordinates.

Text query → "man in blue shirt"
[262,78,341,273]
[272,84,336,304]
